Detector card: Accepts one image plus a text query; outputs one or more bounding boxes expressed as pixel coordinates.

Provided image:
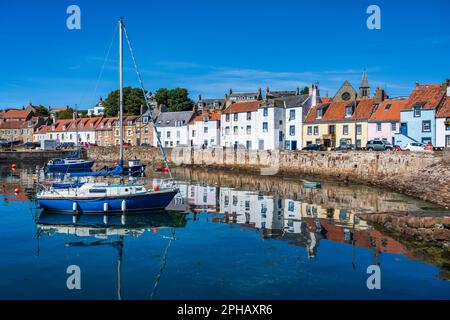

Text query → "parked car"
[332,143,356,151]
[366,140,393,151]
[394,145,405,152]
[59,142,76,149]
[140,143,151,147]
[404,142,426,152]
[23,142,39,149]
[302,144,326,151]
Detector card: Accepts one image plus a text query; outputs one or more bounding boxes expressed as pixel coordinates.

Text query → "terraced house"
[95,117,116,146]
[114,116,138,146]
[303,72,378,148]
[368,98,408,144]
[435,84,450,148]
[394,81,448,147]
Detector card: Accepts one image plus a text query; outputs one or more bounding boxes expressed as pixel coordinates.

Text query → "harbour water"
[0,164,449,299]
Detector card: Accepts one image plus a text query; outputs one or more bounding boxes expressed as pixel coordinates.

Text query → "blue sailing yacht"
[36,18,178,213]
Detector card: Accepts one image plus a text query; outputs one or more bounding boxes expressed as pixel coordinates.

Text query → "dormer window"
[345,105,353,118]
[143,116,148,124]
[101,123,104,128]
[108,122,111,128]
[90,123,94,127]
[51,125,55,131]
[384,104,391,111]
[128,120,132,126]
[72,123,76,128]
[316,109,323,119]
[203,116,209,122]
[413,103,424,117]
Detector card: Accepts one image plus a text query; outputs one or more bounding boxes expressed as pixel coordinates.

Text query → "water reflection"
[36,211,187,300]
[0,166,449,299]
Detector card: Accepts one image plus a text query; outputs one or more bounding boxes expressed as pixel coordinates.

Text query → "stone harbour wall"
[87,146,450,207]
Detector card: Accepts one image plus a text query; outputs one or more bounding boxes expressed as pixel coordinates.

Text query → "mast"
[119,18,124,163]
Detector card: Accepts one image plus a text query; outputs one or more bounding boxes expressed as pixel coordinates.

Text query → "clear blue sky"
[0,0,449,109]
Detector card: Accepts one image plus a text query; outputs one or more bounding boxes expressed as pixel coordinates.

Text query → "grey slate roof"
[360,70,369,88]
[155,111,194,127]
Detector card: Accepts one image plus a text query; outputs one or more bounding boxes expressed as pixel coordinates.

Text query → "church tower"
[359,69,370,99]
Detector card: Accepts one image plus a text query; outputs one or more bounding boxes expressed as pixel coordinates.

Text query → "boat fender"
[154,185,159,191]
[103,215,108,224]
[121,200,127,212]
[72,202,77,212]
[103,203,108,212]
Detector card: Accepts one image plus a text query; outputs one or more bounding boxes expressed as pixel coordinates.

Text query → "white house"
[221,101,260,149]
[154,111,194,147]
[87,98,105,117]
[188,112,221,147]
[436,85,450,149]
[220,84,319,150]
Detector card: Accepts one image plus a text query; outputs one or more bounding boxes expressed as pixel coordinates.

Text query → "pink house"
[368,98,408,145]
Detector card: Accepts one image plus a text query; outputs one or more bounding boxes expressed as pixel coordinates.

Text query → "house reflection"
[184,184,407,258]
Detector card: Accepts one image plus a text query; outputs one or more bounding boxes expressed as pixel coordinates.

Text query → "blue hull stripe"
[37,191,178,213]
[46,161,95,172]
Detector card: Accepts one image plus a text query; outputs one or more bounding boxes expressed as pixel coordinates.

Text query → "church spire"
[359,69,370,99]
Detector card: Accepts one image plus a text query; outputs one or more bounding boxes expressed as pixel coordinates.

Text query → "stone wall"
[87,146,450,207]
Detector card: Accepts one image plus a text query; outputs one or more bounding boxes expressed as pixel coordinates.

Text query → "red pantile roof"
[190,112,221,123]
[405,84,446,110]
[223,101,261,114]
[2,109,33,119]
[369,98,409,122]
[305,99,376,123]
[320,97,332,103]
[436,96,450,118]
[354,99,376,120]
[0,121,25,129]
[95,117,116,130]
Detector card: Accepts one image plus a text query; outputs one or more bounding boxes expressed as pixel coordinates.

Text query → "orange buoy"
[153,185,160,191]
[114,162,118,167]
[153,228,158,234]
[14,187,20,193]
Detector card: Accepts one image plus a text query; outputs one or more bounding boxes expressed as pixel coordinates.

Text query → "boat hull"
[46,160,95,173]
[37,190,178,213]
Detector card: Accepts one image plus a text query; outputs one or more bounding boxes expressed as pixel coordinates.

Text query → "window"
[204,127,208,133]
[289,125,295,136]
[356,124,362,135]
[414,107,421,117]
[384,104,392,111]
[192,130,196,137]
[422,120,431,132]
[307,126,312,135]
[376,123,382,132]
[289,110,295,120]
[226,114,230,122]
[313,126,319,135]
[233,126,238,134]
[288,201,295,212]
[167,131,171,138]
[246,126,251,134]
[246,112,252,120]
[422,137,431,144]
[225,127,230,135]
[345,106,353,118]
[234,113,238,121]
[316,109,323,119]
[279,131,283,142]
[391,122,397,132]
[127,130,131,136]
[262,122,268,132]
[343,125,349,135]
[176,131,181,138]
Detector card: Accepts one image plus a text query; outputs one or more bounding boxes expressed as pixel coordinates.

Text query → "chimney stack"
[310,84,318,107]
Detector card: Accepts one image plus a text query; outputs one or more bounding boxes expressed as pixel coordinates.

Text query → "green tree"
[104,87,147,117]
[34,105,50,117]
[155,88,193,112]
[300,86,309,95]
[56,108,75,119]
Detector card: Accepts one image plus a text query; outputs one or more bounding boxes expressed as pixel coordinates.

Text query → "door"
[258,139,264,150]
[400,123,408,136]
[446,135,450,147]
[291,140,297,150]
